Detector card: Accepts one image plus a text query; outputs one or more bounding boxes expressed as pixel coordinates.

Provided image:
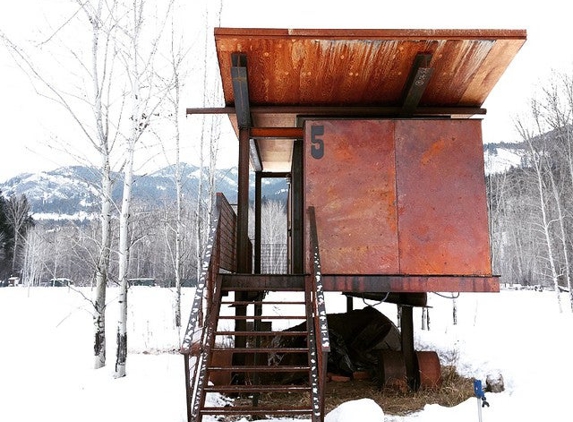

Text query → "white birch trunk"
[563,131,573,311]
[115,132,136,378]
[531,151,562,312]
[171,33,183,328]
[91,0,113,369]
[548,169,570,311]
[174,90,182,328]
[95,153,113,369]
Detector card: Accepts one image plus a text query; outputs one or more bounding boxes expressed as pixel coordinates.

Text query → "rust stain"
[215,28,525,108]
[421,137,449,166]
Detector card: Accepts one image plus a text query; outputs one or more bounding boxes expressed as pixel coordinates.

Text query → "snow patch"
[325,398,384,422]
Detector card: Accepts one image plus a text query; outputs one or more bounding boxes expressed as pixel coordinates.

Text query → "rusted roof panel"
[210,28,525,172]
[215,28,526,109]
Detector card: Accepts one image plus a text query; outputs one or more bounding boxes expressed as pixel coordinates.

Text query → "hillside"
[483,142,526,173]
[0,164,288,220]
[0,143,522,221]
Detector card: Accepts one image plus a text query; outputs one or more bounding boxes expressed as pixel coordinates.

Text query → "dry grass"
[228,365,474,420]
[323,366,474,416]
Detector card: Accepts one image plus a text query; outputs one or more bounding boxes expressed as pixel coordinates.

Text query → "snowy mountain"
[483,142,526,174]
[0,144,524,221]
[0,164,288,220]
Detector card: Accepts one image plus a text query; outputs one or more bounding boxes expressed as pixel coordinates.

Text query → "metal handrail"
[307,206,331,421]
[181,193,237,422]
[180,204,221,353]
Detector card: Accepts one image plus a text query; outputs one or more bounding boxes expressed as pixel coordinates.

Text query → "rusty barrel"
[416,351,442,389]
[378,350,441,390]
[378,350,408,391]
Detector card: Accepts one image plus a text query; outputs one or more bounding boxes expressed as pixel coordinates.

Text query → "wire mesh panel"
[260,243,288,274]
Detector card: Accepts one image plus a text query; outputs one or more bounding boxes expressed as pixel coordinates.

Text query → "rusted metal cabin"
[182,28,526,422]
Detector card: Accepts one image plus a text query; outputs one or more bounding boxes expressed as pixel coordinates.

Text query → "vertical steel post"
[237,127,250,274]
[291,139,304,273]
[401,305,419,390]
[255,172,262,274]
[234,127,250,360]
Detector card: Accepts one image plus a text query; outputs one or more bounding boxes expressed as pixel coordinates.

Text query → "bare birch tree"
[517,107,563,312]
[194,0,223,288]
[3,195,33,275]
[541,74,573,309]
[71,0,120,369]
[114,0,174,378]
[22,227,48,287]
[2,0,127,368]
[158,10,192,328]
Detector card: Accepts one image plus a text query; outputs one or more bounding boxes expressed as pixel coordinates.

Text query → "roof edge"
[214,27,527,41]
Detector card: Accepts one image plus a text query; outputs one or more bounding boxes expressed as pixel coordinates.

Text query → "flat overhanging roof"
[188,28,526,171]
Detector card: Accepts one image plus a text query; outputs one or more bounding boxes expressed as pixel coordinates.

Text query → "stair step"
[215,330,308,336]
[218,315,306,320]
[224,286,306,292]
[212,347,308,353]
[204,384,312,393]
[221,274,306,291]
[200,406,313,416]
[208,365,310,372]
[221,301,306,306]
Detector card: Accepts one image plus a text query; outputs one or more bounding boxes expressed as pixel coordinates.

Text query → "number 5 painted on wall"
[311,125,324,159]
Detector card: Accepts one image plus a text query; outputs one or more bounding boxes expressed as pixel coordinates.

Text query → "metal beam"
[344,292,428,307]
[320,274,500,293]
[400,53,434,117]
[249,138,262,172]
[186,105,486,117]
[250,127,304,139]
[401,306,420,390]
[231,53,251,128]
[254,172,262,274]
[236,127,250,273]
[291,140,304,273]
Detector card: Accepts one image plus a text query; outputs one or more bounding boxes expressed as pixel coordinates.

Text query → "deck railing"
[180,193,238,422]
[307,206,331,421]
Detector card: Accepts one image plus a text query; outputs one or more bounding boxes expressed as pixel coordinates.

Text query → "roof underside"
[192,28,526,171]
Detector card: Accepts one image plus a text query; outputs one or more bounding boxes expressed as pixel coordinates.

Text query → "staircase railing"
[307,206,331,421]
[180,193,239,422]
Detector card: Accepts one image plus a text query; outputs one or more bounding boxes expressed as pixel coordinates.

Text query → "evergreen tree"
[0,191,14,279]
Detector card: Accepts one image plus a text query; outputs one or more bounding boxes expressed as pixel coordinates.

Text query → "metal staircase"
[180,194,329,422]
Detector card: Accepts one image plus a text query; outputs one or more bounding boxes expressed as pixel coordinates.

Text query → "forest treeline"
[2,195,286,288]
[488,71,573,310]
[0,193,33,283]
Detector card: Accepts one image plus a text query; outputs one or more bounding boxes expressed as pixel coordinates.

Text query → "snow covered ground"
[0,286,571,422]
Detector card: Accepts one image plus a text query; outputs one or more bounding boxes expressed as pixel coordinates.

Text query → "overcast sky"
[1,0,572,182]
